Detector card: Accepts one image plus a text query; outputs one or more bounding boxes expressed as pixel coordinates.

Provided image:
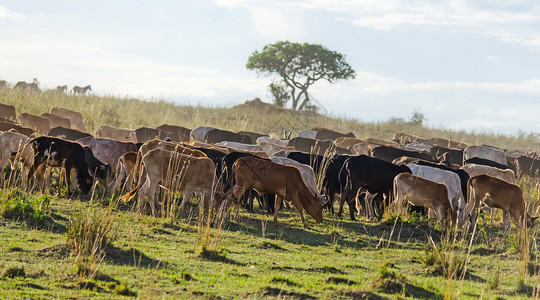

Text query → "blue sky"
[1,1,539,135]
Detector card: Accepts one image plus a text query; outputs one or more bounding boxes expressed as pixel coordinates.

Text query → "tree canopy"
[247,41,356,111]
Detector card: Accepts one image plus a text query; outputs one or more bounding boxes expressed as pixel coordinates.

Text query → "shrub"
[1,265,26,278]
[66,207,115,257]
[0,188,50,225]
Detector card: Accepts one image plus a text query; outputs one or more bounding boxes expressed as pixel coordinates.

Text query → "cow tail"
[120,156,146,203]
[120,185,139,203]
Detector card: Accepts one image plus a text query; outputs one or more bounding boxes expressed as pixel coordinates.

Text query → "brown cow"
[229,156,323,228]
[333,137,365,150]
[96,125,136,142]
[49,107,86,131]
[392,173,453,221]
[109,151,138,193]
[0,131,29,171]
[40,113,71,129]
[18,113,50,135]
[0,121,34,137]
[156,124,191,142]
[464,174,537,230]
[0,103,16,121]
[121,148,220,216]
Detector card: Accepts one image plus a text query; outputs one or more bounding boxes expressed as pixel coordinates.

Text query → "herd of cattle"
[1,101,540,230]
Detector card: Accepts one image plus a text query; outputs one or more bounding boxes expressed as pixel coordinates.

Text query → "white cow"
[190,126,216,142]
[215,141,263,152]
[298,129,317,139]
[460,163,515,184]
[463,145,507,166]
[408,164,465,224]
[256,136,291,156]
[270,156,326,203]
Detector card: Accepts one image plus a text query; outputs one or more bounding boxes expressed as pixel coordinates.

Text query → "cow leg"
[290,198,308,229]
[502,211,511,232]
[273,196,284,226]
[179,188,193,215]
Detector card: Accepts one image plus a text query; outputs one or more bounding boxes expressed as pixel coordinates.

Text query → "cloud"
[0,5,24,22]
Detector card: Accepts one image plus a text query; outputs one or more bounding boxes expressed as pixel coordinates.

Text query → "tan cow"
[460,163,515,184]
[109,151,138,193]
[0,121,34,137]
[96,125,137,142]
[464,174,537,230]
[0,103,16,121]
[40,113,71,129]
[0,131,29,171]
[121,148,220,216]
[49,107,86,131]
[392,173,453,221]
[229,156,323,228]
[156,124,191,142]
[333,137,365,150]
[18,113,50,135]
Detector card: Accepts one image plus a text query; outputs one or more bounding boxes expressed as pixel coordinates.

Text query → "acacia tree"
[247,41,356,111]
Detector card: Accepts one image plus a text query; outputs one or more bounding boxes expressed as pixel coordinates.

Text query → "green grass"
[1,87,540,298]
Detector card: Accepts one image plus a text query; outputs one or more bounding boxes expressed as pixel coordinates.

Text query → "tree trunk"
[297,89,310,111]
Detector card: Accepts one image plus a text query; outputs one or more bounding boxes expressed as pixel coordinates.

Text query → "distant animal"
[14,81,40,91]
[204,128,252,145]
[288,137,350,156]
[48,126,92,141]
[371,145,435,163]
[315,129,355,141]
[134,127,169,143]
[0,131,29,171]
[464,174,537,230]
[18,113,50,135]
[392,173,453,221]
[428,146,464,166]
[40,113,71,129]
[49,107,86,131]
[237,131,266,143]
[0,80,7,88]
[515,156,540,178]
[0,103,16,121]
[228,156,323,228]
[333,137,365,150]
[71,85,92,96]
[216,141,263,152]
[96,125,136,142]
[56,85,67,93]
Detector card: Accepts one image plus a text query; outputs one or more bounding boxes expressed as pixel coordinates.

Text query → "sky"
[1,0,539,135]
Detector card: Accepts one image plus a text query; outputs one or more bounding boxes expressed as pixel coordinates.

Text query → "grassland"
[1,88,540,299]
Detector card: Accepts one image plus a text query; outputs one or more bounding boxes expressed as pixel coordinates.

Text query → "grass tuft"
[2,265,26,278]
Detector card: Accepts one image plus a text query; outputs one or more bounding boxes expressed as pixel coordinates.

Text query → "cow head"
[305,195,324,223]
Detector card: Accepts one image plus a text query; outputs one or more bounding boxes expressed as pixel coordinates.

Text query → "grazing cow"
[40,113,71,129]
[48,126,92,141]
[393,173,452,221]
[229,156,323,228]
[464,174,537,230]
[82,146,110,180]
[49,107,86,131]
[407,164,466,224]
[315,129,355,141]
[333,137,365,150]
[298,129,317,139]
[134,127,169,143]
[461,163,516,184]
[288,137,350,156]
[156,124,191,142]
[190,126,216,142]
[216,141,263,152]
[14,81,39,91]
[18,113,50,135]
[71,85,92,96]
[371,145,435,163]
[464,157,509,170]
[463,145,507,166]
[76,137,137,168]
[515,156,540,178]
[0,131,29,171]
[271,156,326,203]
[428,146,463,166]
[96,125,136,142]
[0,121,34,137]
[56,85,67,93]
[340,155,412,220]
[237,131,266,143]
[204,128,252,144]
[0,103,16,121]
[121,148,220,216]
[23,136,93,194]
[109,151,138,192]
[414,160,470,206]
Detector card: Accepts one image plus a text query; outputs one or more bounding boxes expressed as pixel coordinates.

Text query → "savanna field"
[2,87,540,299]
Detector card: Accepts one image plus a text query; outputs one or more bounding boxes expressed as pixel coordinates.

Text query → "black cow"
[340,155,412,220]
[187,146,227,173]
[428,146,464,166]
[47,126,92,141]
[288,137,350,155]
[464,157,509,170]
[27,136,93,194]
[515,156,540,178]
[205,129,252,145]
[237,131,266,143]
[82,146,110,180]
[371,145,435,163]
[315,129,355,141]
